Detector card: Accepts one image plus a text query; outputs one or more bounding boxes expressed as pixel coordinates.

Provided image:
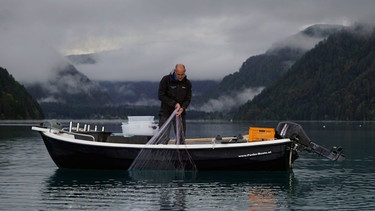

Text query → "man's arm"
[158,76,177,107]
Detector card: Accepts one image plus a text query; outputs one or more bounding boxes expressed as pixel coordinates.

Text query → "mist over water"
[194,87,264,112]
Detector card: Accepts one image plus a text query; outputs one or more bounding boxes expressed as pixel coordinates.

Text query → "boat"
[31,118,344,171]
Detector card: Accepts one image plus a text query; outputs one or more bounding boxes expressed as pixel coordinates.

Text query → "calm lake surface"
[0,120,374,210]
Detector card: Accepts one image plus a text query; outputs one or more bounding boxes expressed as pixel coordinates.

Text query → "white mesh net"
[129,108,196,170]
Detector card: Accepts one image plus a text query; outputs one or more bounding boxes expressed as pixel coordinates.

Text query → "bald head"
[174,64,186,81]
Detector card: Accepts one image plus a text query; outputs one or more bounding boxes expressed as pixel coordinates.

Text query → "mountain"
[97,80,219,106]
[192,24,344,113]
[30,24,353,119]
[234,25,375,120]
[25,62,115,118]
[64,24,344,115]
[97,81,159,106]
[26,53,219,118]
[0,66,44,119]
[66,52,219,106]
[202,24,344,98]
[26,63,112,105]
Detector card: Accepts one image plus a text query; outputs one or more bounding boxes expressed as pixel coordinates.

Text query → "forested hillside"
[197,24,343,102]
[0,67,44,119]
[234,26,375,120]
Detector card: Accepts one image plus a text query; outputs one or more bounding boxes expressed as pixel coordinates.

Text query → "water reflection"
[45,169,129,187]
[42,169,296,210]
[193,171,296,210]
[0,125,39,140]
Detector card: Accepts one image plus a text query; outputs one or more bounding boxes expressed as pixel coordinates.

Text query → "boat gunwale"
[32,126,292,149]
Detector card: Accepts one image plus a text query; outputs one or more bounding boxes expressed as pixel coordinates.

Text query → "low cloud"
[268,33,323,53]
[73,39,245,81]
[193,87,264,112]
[37,96,60,104]
[0,37,65,83]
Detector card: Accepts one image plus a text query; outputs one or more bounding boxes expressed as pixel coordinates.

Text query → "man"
[158,64,192,144]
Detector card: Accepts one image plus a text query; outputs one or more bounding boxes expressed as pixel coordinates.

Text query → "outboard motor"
[276,122,345,161]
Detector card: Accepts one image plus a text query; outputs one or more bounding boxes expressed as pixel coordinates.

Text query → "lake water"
[0,120,374,210]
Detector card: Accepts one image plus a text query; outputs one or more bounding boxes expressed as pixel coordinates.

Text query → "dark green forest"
[234,27,375,120]
[0,67,44,119]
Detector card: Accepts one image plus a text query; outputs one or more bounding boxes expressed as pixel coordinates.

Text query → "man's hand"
[175,103,183,116]
[176,108,184,116]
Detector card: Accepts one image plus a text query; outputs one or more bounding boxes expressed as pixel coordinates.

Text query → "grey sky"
[1,0,374,82]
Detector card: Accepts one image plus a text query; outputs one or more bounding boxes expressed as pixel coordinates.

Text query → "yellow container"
[248,127,275,142]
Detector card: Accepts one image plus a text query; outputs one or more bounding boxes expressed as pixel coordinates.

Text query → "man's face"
[174,67,186,81]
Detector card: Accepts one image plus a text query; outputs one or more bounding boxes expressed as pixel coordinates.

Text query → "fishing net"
[146,108,182,145]
[129,108,196,170]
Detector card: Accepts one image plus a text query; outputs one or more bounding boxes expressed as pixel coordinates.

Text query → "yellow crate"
[248,127,275,142]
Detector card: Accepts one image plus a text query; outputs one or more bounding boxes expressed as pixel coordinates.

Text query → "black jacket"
[158,73,192,116]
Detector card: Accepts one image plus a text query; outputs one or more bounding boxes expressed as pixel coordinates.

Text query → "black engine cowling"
[276,122,345,161]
